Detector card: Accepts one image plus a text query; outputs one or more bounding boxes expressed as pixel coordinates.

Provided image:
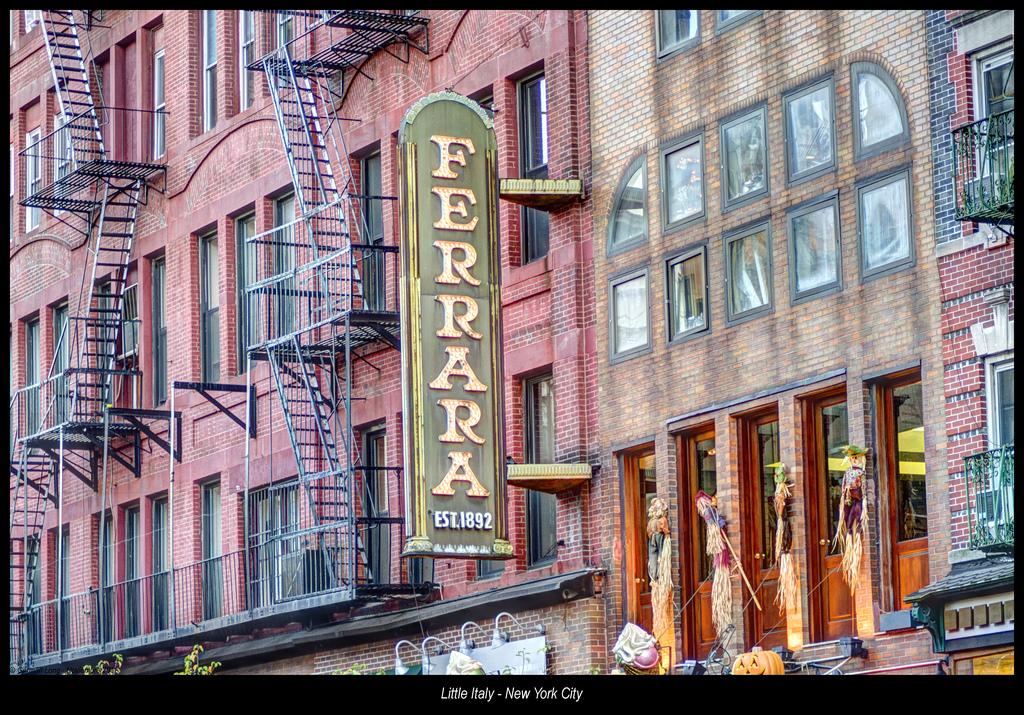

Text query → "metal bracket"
[173,381,257,439]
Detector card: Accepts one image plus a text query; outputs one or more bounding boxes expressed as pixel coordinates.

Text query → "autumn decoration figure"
[695,491,761,637]
[833,444,868,593]
[646,496,674,647]
[772,463,799,614]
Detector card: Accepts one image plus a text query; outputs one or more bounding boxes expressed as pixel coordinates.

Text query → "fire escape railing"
[952,109,1015,224]
[963,444,1014,552]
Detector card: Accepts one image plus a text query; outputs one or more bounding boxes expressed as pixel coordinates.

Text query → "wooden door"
[678,428,719,660]
[804,393,855,641]
[624,449,656,633]
[741,412,787,650]
[881,380,930,607]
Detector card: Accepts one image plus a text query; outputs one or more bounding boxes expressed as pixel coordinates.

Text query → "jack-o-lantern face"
[731,647,785,675]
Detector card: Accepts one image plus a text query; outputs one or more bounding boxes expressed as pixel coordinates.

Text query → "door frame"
[801,386,853,642]
[620,444,656,628]
[738,407,783,649]
[675,424,715,660]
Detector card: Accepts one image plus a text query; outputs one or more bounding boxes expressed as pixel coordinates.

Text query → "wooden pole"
[722,533,761,611]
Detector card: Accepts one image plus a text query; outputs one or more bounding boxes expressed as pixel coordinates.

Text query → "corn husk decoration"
[646,497,674,647]
[833,445,869,593]
[772,463,799,614]
[695,490,732,635]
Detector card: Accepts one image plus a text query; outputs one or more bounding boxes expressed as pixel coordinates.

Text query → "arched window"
[851,62,910,160]
[608,156,648,254]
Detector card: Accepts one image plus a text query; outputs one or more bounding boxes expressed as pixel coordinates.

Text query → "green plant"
[588,665,602,675]
[174,644,221,675]
[65,653,123,675]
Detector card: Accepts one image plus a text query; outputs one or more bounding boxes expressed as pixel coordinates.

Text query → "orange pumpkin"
[731,646,785,675]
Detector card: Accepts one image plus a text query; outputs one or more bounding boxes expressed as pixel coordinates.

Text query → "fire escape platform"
[21,160,167,213]
[248,312,400,362]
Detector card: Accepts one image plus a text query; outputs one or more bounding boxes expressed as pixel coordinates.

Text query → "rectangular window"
[526,374,557,567]
[273,195,296,336]
[989,360,1014,447]
[123,506,140,638]
[53,303,70,423]
[24,318,39,434]
[53,112,72,181]
[235,213,257,372]
[361,152,385,311]
[239,11,256,111]
[248,480,300,607]
[277,11,294,48]
[59,526,70,649]
[610,271,650,360]
[717,10,758,32]
[200,233,220,382]
[151,496,169,631]
[725,223,772,322]
[23,10,40,32]
[120,283,139,359]
[720,107,768,209]
[879,377,928,607]
[10,144,14,236]
[202,10,218,133]
[662,136,704,228]
[667,247,708,341]
[151,258,167,404]
[363,428,390,585]
[858,170,912,279]
[201,481,222,620]
[99,512,114,642]
[657,10,699,57]
[152,48,165,159]
[25,128,41,230]
[788,195,841,301]
[976,49,1014,119]
[784,78,835,184]
[519,73,549,263]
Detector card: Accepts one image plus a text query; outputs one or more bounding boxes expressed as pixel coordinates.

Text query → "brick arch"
[845,51,915,134]
[10,235,73,303]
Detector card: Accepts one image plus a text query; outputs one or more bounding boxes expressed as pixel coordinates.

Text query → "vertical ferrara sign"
[398,92,512,560]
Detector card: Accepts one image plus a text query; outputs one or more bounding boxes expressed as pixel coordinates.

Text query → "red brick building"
[10,9,605,675]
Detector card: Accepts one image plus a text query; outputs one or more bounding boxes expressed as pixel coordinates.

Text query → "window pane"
[788,84,833,176]
[613,275,648,354]
[236,215,257,368]
[153,51,165,158]
[996,365,1014,446]
[857,73,903,148]
[274,196,296,335]
[659,10,698,50]
[665,142,703,223]
[728,229,770,315]
[201,236,220,382]
[861,177,910,271]
[983,57,1014,117]
[757,420,780,568]
[612,165,645,246]
[637,454,657,585]
[821,402,849,554]
[522,76,548,171]
[792,204,838,294]
[694,437,716,579]
[719,10,749,22]
[723,112,766,203]
[670,253,706,337]
[152,259,167,404]
[363,153,383,241]
[893,383,926,541]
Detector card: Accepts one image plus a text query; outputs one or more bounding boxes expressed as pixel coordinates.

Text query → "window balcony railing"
[952,109,1015,223]
[963,443,1014,552]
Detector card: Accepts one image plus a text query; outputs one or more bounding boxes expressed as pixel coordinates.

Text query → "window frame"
[272,193,296,336]
[524,372,558,568]
[239,10,256,111]
[783,75,837,186]
[715,10,761,35]
[518,71,549,264]
[25,127,42,231]
[856,167,915,283]
[199,231,220,382]
[660,132,706,234]
[53,111,72,182]
[665,243,710,345]
[973,45,1014,120]
[152,47,166,159]
[201,10,218,133]
[607,153,648,256]
[850,62,910,162]
[23,10,41,33]
[786,191,842,304]
[608,265,652,364]
[723,219,774,325]
[151,256,167,405]
[655,10,701,60]
[986,355,1014,449]
[235,212,257,373]
[719,104,770,212]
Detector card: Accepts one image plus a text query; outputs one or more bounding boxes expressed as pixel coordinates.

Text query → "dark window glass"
[785,81,834,182]
[124,506,140,638]
[520,74,549,263]
[726,227,771,319]
[53,305,70,423]
[151,258,167,404]
[820,402,849,554]
[59,527,70,649]
[610,161,646,248]
[152,497,169,631]
[637,453,657,584]
[361,153,385,311]
[364,429,390,585]
[526,374,557,566]
[981,52,1014,118]
[201,482,222,620]
[200,234,220,382]
[664,139,703,225]
[721,108,767,207]
[248,480,301,606]
[273,195,296,336]
[694,437,716,579]
[24,319,39,434]
[100,513,114,642]
[756,419,780,568]
[893,383,927,541]
[995,363,1014,447]
[658,10,699,55]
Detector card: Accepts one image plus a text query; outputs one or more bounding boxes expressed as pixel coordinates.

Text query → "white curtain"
[615,277,648,352]
[863,179,909,270]
[858,74,903,147]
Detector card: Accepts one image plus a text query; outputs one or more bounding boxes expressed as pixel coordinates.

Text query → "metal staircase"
[10,9,167,673]
[244,11,430,600]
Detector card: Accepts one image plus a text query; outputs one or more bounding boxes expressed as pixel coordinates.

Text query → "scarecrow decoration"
[772,463,799,614]
[646,497,674,648]
[695,490,760,636]
[833,444,869,594]
[446,650,486,675]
